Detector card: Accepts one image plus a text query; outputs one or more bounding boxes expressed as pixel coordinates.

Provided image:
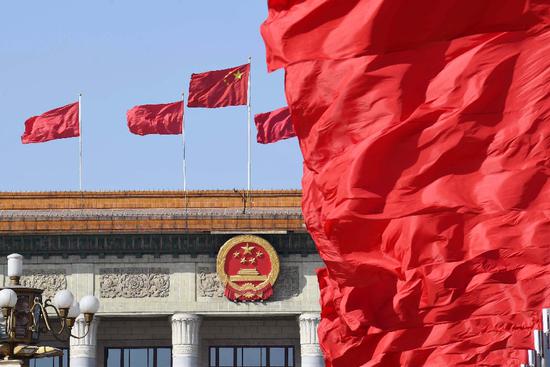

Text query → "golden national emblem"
[216,235,280,301]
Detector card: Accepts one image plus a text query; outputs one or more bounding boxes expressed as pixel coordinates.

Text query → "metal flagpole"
[182,93,187,191]
[543,309,550,367]
[535,329,543,367]
[78,93,83,191]
[247,56,252,191]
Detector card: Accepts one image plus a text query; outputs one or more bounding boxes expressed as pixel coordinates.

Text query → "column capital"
[298,312,321,346]
[171,313,202,324]
[70,315,100,367]
[298,312,324,367]
[0,361,24,367]
[171,313,201,367]
[171,313,202,346]
[70,315,100,345]
[299,312,321,322]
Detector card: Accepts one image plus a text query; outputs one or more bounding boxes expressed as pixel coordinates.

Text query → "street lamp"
[0,254,100,362]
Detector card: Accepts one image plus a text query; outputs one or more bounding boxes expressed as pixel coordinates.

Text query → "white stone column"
[0,361,23,367]
[70,315,100,367]
[299,313,324,367]
[171,313,201,367]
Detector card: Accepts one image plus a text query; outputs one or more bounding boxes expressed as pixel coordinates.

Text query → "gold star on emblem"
[248,257,256,264]
[240,257,247,264]
[233,251,240,258]
[255,251,263,258]
[241,244,254,255]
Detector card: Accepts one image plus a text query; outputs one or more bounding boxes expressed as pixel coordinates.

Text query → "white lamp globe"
[53,290,74,309]
[7,254,23,277]
[0,289,17,308]
[79,295,100,314]
[67,301,80,319]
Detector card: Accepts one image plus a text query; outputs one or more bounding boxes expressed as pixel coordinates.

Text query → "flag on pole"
[262,0,550,366]
[187,64,250,108]
[254,106,295,144]
[21,102,79,144]
[127,101,183,136]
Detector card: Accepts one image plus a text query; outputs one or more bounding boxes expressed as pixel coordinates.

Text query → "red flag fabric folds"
[262,0,550,365]
[21,102,79,144]
[127,101,183,136]
[254,106,295,144]
[187,64,249,108]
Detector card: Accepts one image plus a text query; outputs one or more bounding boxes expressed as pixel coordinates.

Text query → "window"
[29,348,69,367]
[105,347,171,367]
[209,346,294,367]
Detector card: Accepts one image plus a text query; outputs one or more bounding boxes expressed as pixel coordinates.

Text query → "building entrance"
[208,346,295,367]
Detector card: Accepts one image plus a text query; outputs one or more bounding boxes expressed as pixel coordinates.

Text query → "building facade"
[0,191,324,367]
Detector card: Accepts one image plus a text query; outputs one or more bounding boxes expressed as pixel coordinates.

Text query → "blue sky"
[0,1,302,191]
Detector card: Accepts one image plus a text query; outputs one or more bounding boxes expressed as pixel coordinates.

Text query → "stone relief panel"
[272,266,300,300]
[100,268,169,298]
[197,265,301,301]
[21,270,67,299]
[197,266,224,298]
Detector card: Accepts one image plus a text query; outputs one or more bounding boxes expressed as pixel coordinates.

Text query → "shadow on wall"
[272,265,306,302]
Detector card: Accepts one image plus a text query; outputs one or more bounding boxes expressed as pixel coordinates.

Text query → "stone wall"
[1,253,322,316]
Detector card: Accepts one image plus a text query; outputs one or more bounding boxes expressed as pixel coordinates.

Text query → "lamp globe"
[53,290,74,309]
[68,301,80,319]
[80,295,100,314]
[0,289,17,308]
[7,254,23,278]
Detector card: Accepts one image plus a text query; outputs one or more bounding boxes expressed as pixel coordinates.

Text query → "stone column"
[70,315,100,367]
[299,313,324,367]
[171,313,201,367]
[0,361,23,367]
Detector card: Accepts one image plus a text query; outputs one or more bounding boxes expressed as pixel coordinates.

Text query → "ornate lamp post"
[0,254,100,364]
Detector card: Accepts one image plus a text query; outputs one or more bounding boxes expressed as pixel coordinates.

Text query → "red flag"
[262,0,550,365]
[21,102,79,144]
[254,106,295,144]
[127,101,183,136]
[187,64,249,108]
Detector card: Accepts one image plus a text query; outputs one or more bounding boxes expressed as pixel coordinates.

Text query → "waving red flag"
[262,0,550,365]
[187,64,249,108]
[254,106,295,144]
[21,102,79,144]
[127,101,183,136]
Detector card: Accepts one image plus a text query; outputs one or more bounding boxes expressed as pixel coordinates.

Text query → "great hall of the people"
[0,190,324,367]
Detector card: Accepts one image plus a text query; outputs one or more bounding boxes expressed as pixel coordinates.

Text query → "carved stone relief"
[197,266,224,298]
[273,266,300,300]
[21,270,67,299]
[100,268,169,298]
[197,265,300,300]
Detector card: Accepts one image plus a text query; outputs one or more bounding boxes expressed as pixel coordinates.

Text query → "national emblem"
[216,235,280,301]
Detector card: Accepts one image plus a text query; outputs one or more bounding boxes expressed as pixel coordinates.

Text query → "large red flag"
[21,102,79,144]
[187,64,249,108]
[127,101,183,136]
[254,106,295,144]
[262,0,550,366]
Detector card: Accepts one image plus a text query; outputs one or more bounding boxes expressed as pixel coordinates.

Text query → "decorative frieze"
[273,266,300,300]
[197,266,224,298]
[21,270,67,299]
[197,265,300,300]
[100,268,169,298]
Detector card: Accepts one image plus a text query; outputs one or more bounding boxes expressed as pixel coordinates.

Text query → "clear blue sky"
[0,1,302,191]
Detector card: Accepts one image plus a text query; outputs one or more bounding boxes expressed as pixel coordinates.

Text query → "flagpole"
[182,93,187,191]
[78,93,83,191]
[247,56,252,191]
